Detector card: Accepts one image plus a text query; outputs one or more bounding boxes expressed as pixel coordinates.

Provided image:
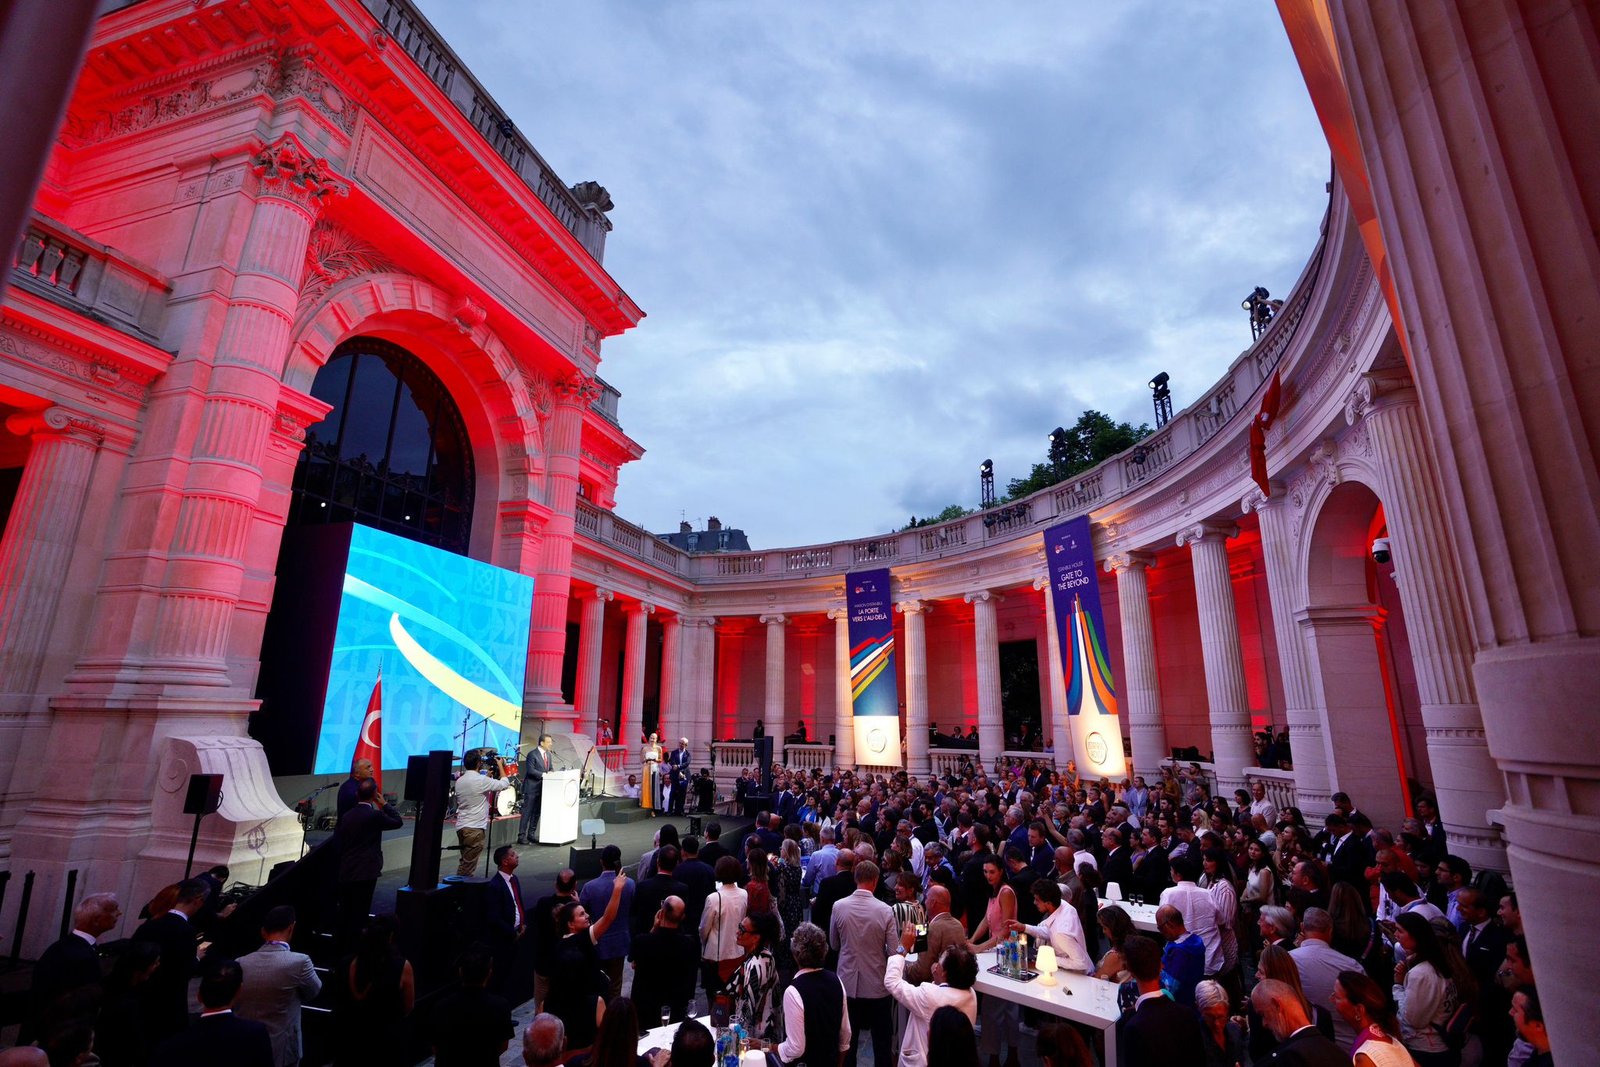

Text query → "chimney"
[707,516,722,532]
[679,521,692,534]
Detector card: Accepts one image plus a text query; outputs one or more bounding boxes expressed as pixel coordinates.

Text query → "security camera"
[1371,537,1391,565]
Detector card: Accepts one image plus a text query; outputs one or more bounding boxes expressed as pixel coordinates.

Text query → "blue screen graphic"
[312,524,535,773]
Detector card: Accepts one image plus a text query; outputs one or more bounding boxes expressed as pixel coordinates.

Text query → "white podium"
[537,769,581,845]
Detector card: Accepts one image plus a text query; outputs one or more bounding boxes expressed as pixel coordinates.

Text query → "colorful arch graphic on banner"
[1045,517,1128,778]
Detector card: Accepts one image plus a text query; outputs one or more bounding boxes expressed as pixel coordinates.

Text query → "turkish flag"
[1250,370,1282,497]
[353,673,382,795]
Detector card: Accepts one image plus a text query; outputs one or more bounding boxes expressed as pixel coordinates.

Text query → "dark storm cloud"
[414,1,1329,547]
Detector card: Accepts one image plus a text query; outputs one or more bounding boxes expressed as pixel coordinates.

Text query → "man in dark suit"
[1130,826,1171,902]
[331,776,403,951]
[676,837,717,932]
[1250,977,1349,1066]
[152,956,274,1067]
[518,733,556,844]
[957,835,996,936]
[1118,934,1205,1066]
[698,822,730,870]
[133,877,211,1042]
[335,757,372,819]
[629,895,700,1027]
[24,892,120,1042]
[1004,846,1042,926]
[530,868,579,1014]
[1458,888,1513,1061]
[632,844,690,939]
[485,845,529,998]
[666,738,692,815]
[1101,826,1135,896]
[1321,814,1369,894]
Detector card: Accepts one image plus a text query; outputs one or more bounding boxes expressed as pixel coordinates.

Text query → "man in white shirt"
[1289,907,1362,1049]
[1158,855,1223,976]
[454,750,510,877]
[1008,879,1092,975]
[1249,780,1279,829]
[777,922,851,1067]
[883,929,978,1067]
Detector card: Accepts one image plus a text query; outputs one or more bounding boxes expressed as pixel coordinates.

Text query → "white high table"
[973,950,1122,1066]
[1098,896,1161,932]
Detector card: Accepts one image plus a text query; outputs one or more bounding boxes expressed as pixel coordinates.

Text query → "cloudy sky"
[413,1,1331,548]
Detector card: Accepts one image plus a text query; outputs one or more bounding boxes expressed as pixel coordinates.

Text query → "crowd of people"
[12,754,1549,1067]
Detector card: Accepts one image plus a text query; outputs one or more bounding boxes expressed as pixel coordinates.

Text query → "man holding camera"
[455,750,509,878]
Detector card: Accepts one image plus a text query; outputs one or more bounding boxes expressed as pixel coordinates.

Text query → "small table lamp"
[1035,944,1058,985]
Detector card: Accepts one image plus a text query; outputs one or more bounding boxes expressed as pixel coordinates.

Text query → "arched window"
[289,338,474,554]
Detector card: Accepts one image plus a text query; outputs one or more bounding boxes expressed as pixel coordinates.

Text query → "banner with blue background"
[846,567,902,766]
[1044,516,1128,778]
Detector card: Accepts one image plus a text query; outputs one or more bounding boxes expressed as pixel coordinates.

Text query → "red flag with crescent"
[1250,370,1282,498]
[353,672,382,794]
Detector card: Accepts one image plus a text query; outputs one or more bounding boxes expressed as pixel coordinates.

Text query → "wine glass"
[660,1004,672,1031]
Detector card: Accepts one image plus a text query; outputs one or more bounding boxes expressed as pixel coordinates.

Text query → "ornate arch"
[286,272,550,507]
[1285,431,1386,609]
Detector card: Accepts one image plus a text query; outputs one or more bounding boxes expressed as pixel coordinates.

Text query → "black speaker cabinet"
[753,736,774,794]
[183,773,223,815]
[404,754,430,801]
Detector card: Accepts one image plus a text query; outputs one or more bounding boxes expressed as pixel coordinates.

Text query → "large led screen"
[311,524,534,773]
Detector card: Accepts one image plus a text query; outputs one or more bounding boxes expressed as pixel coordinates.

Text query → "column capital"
[680,615,717,629]
[588,587,615,603]
[1176,520,1237,549]
[251,133,347,213]
[759,613,788,626]
[554,371,603,407]
[624,600,656,616]
[1343,369,1417,426]
[826,606,848,622]
[894,600,931,616]
[6,405,105,445]
[1102,550,1156,574]
[1240,483,1289,515]
[964,590,1001,606]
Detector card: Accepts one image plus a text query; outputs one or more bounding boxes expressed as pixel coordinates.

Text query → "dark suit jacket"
[667,747,691,786]
[902,912,965,985]
[333,800,404,883]
[698,840,730,870]
[30,933,102,1015]
[1260,1025,1350,1067]
[1102,846,1135,894]
[531,892,575,978]
[628,926,699,1025]
[811,870,856,950]
[485,872,526,943]
[132,910,201,1038]
[1326,834,1370,893]
[1119,992,1205,1067]
[676,859,717,930]
[1131,845,1171,901]
[632,874,690,938]
[152,1010,274,1067]
[958,849,996,935]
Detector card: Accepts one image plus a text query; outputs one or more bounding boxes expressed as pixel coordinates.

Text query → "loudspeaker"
[753,736,774,794]
[396,880,487,995]
[568,846,605,881]
[404,755,430,801]
[183,774,223,815]
[407,750,455,892]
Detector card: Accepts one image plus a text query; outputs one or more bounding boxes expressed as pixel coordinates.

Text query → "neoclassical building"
[0,0,1594,1058]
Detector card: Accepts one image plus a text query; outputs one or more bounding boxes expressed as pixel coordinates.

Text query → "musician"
[454,750,509,878]
[518,734,557,845]
[641,733,664,811]
[667,737,692,815]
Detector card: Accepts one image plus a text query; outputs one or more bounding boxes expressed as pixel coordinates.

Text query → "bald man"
[1250,978,1347,1066]
[902,885,964,985]
[337,758,372,818]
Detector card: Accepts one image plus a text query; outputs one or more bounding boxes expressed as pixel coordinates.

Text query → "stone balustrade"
[783,744,833,772]
[12,214,169,342]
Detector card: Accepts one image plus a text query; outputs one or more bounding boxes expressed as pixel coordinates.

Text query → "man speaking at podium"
[518,734,557,845]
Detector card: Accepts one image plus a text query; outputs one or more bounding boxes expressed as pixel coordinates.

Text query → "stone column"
[897,600,931,775]
[760,614,787,742]
[658,614,681,741]
[523,373,601,724]
[1323,6,1597,1054]
[619,602,654,750]
[0,408,106,850]
[1103,553,1166,781]
[966,591,1004,766]
[1242,486,1334,819]
[573,588,612,739]
[1178,522,1255,793]
[144,137,345,682]
[1349,376,1507,872]
[678,617,717,753]
[1032,576,1073,771]
[829,607,855,769]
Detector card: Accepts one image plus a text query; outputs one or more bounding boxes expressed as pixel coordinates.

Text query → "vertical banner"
[1045,517,1128,779]
[847,568,902,767]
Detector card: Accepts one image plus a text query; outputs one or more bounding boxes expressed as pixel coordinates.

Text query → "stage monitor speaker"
[396,880,486,995]
[404,754,430,801]
[407,750,454,891]
[753,736,774,794]
[743,795,773,818]
[183,773,223,815]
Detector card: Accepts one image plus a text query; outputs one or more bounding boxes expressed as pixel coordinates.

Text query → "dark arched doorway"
[288,338,474,554]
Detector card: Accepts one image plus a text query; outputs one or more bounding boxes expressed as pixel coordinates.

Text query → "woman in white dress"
[640,732,663,810]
